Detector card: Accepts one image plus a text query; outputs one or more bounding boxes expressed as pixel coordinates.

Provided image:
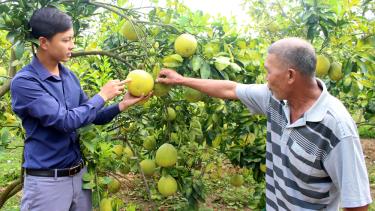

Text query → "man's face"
[264,54,290,100]
[44,28,75,62]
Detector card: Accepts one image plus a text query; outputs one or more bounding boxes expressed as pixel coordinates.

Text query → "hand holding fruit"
[98,79,127,102]
[156,69,184,85]
[118,91,152,111]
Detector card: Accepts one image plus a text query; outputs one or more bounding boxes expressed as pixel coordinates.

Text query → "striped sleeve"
[323,135,372,208]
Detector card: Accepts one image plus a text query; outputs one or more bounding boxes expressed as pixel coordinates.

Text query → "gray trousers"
[21,166,92,211]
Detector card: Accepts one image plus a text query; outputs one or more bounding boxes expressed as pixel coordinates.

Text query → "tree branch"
[0,50,16,98]
[71,50,137,70]
[0,178,22,208]
[88,1,129,20]
[137,21,181,33]
[72,50,142,58]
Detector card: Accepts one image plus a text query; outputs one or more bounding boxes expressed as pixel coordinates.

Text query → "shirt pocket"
[289,141,324,177]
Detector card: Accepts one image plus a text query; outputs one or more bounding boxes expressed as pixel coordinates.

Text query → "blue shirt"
[11,56,120,169]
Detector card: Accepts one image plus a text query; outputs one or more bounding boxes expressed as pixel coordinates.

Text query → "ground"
[362,139,375,202]
[1,139,375,210]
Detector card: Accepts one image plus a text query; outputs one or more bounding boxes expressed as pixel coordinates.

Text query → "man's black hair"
[29,7,73,40]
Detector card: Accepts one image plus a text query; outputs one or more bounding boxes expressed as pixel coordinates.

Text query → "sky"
[127,0,250,24]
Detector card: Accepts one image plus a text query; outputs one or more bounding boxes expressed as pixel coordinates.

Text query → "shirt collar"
[31,56,68,81]
[303,78,329,122]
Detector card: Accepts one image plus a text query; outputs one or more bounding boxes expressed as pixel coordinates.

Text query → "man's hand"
[98,79,127,102]
[118,91,152,111]
[156,69,185,85]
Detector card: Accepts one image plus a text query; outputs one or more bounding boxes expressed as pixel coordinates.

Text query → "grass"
[367,164,375,211]
[0,138,23,211]
[359,125,375,138]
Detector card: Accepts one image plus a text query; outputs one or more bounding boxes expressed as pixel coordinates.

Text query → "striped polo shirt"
[236,79,372,210]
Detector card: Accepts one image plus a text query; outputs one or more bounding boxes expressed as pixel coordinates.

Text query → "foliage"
[0,0,373,210]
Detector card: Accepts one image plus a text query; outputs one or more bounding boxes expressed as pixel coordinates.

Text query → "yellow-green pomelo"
[315,55,330,77]
[0,66,6,76]
[108,179,121,193]
[155,143,177,167]
[153,83,171,97]
[183,87,204,103]
[121,21,143,41]
[126,70,154,97]
[143,136,156,150]
[260,164,267,173]
[166,107,176,121]
[123,146,134,157]
[230,174,244,187]
[99,198,112,211]
[157,175,178,197]
[112,145,123,157]
[140,159,156,176]
[174,33,197,57]
[329,62,343,81]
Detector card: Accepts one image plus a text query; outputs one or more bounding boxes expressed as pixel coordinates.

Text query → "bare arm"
[157,69,239,100]
[344,205,368,211]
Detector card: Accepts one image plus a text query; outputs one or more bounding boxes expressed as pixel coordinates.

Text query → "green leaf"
[83,140,95,153]
[307,25,314,40]
[102,176,112,184]
[358,79,373,88]
[0,5,9,13]
[11,60,22,67]
[229,63,241,72]
[319,24,328,39]
[6,31,17,44]
[214,56,231,71]
[200,61,211,79]
[13,42,25,60]
[82,182,94,190]
[191,55,203,72]
[0,23,8,30]
[82,172,93,182]
[0,128,10,145]
[163,54,183,68]
[117,0,128,7]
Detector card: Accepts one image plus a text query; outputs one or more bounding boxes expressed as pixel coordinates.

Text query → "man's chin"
[61,57,70,63]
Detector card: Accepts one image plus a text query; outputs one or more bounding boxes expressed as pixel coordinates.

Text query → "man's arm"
[11,77,124,133]
[157,69,238,99]
[344,205,368,211]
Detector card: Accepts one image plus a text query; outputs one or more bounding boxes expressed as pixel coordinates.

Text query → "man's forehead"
[57,28,74,37]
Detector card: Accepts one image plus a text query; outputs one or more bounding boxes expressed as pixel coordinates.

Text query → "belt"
[25,160,84,177]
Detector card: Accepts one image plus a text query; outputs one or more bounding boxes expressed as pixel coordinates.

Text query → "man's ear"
[287,68,297,84]
[38,37,49,50]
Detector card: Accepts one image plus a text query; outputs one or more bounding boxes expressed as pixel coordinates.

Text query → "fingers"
[123,79,131,83]
[155,77,167,83]
[158,69,173,77]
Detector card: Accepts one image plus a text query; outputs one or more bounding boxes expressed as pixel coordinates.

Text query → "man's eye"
[62,37,74,42]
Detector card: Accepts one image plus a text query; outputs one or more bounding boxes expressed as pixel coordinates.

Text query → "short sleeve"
[323,136,372,208]
[235,83,271,115]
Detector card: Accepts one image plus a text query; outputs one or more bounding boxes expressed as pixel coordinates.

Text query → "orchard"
[0,0,374,210]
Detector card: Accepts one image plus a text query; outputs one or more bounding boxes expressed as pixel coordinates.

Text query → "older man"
[157,38,372,210]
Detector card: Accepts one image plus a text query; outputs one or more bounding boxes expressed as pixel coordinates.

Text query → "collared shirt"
[11,56,120,169]
[236,79,372,210]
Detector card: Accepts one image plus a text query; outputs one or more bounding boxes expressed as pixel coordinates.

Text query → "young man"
[10,7,148,211]
[157,38,372,210]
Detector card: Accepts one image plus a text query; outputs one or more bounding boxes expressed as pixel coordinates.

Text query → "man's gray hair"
[268,38,316,77]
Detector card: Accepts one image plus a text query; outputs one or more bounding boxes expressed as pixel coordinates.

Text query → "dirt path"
[361,139,375,200]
